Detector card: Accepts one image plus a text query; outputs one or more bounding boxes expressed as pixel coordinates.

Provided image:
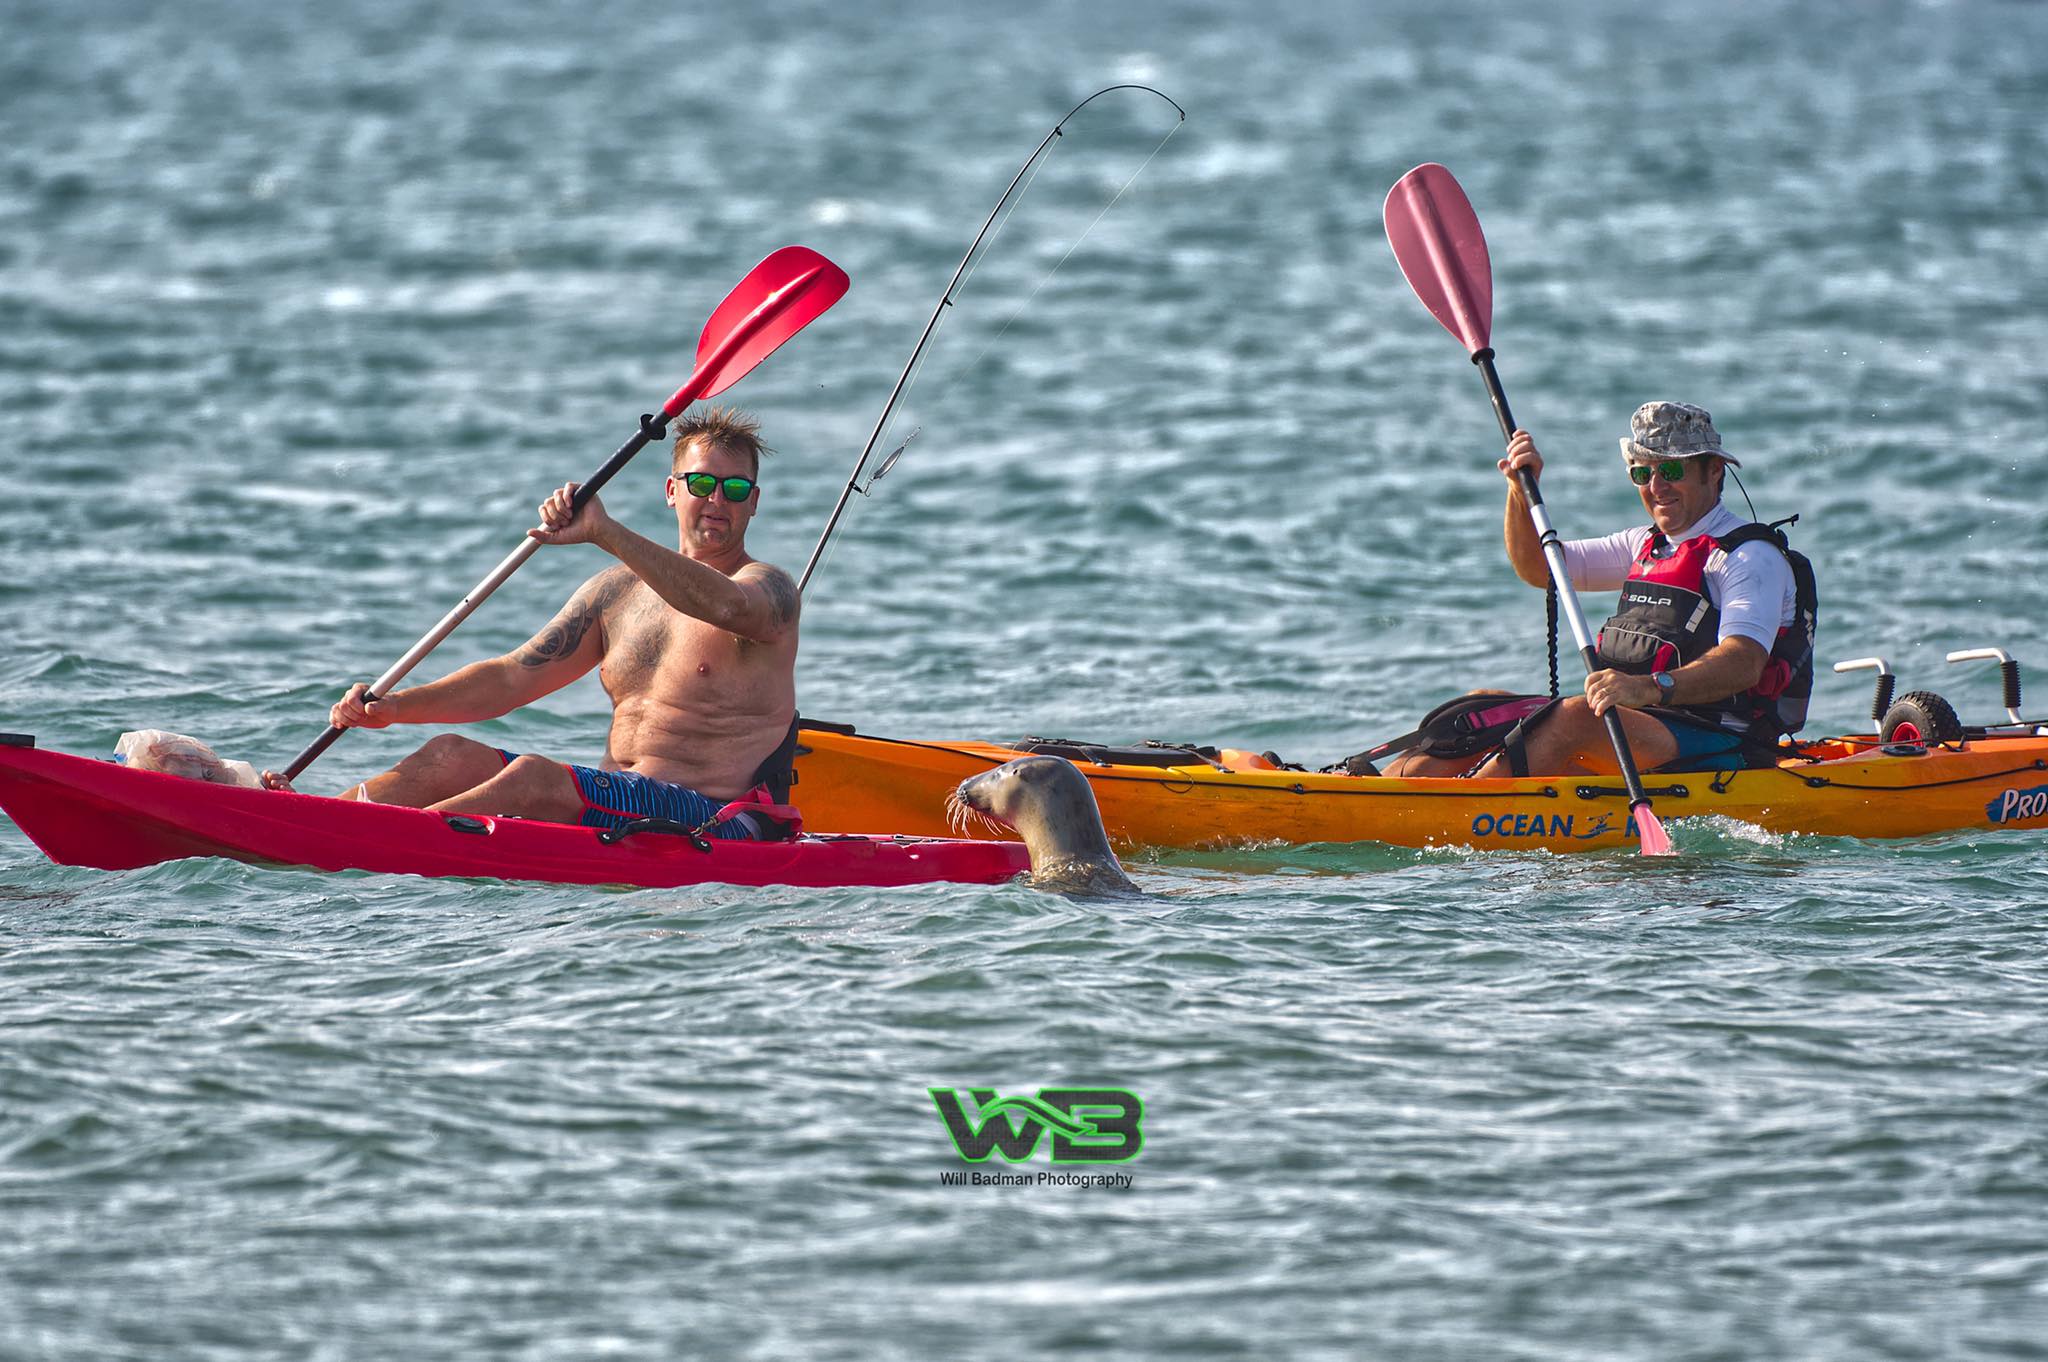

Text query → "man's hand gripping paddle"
[1383,163,1673,855]
[279,246,850,784]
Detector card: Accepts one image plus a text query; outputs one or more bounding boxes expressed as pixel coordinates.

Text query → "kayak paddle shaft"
[1475,349,1660,822]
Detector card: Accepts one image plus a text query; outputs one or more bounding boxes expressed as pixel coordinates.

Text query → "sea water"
[4,1,2046,1356]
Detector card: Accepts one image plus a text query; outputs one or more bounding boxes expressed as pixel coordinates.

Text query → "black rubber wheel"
[1880,691,1964,745]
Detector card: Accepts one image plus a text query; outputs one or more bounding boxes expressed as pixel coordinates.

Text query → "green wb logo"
[929,1088,1144,1163]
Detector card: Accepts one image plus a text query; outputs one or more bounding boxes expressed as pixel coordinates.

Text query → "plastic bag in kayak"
[114,730,263,788]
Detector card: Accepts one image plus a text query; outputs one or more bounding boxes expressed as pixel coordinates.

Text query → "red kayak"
[0,740,1029,890]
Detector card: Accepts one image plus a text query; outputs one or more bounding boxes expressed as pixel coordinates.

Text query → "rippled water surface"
[5,1,2047,1357]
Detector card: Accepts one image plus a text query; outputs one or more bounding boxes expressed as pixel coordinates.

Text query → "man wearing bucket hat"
[1388,401,1816,779]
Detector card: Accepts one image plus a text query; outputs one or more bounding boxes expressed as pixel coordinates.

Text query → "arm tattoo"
[517,603,598,668]
[762,570,800,627]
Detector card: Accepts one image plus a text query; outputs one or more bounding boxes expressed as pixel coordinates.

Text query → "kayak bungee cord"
[796,83,1185,595]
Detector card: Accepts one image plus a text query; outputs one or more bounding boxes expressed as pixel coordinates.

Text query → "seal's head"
[950,756,1138,897]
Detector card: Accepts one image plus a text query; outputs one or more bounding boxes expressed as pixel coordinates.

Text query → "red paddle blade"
[1383,163,1493,355]
[662,245,851,417]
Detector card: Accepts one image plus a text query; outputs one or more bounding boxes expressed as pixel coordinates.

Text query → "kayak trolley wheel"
[1880,690,1963,746]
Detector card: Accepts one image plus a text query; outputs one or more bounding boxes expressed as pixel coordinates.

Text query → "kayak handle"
[598,817,713,852]
[1574,783,1692,801]
[1833,657,1897,728]
[1947,647,2025,725]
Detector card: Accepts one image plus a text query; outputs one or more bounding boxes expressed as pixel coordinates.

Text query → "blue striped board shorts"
[496,750,763,839]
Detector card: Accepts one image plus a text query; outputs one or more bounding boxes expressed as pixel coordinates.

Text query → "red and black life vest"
[1594,519,1818,738]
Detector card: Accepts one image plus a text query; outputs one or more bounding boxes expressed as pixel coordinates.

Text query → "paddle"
[279,245,850,783]
[1383,163,1673,856]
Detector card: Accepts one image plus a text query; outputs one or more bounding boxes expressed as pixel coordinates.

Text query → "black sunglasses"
[1628,458,1696,486]
[677,471,757,502]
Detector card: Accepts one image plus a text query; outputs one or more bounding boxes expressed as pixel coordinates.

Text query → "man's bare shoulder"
[583,563,640,607]
[734,560,801,628]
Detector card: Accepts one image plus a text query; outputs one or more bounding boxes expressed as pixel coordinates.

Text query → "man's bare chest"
[596,593,750,697]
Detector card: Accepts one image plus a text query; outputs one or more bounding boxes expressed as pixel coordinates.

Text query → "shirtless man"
[264,407,800,839]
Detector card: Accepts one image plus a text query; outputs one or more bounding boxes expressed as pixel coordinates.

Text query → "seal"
[949,756,1139,896]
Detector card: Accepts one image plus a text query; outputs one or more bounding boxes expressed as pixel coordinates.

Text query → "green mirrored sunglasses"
[1628,458,1693,486]
[678,472,757,502]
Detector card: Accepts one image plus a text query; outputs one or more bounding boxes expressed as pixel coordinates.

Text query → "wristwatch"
[1651,670,1677,705]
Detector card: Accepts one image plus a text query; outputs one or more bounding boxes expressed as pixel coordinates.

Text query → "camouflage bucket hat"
[1619,400,1742,467]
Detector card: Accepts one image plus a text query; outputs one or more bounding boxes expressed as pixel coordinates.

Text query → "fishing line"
[928,115,1184,429]
[857,121,1180,496]
[798,84,1185,593]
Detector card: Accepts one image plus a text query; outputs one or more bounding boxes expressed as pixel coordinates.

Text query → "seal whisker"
[946,779,1011,838]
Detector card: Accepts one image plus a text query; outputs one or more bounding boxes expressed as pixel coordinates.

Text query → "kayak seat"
[738,715,803,842]
[753,716,802,802]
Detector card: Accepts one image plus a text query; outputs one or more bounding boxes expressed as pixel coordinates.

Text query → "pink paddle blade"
[665,245,851,414]
[1383,163,1493,355]
[1632,802,1676,856]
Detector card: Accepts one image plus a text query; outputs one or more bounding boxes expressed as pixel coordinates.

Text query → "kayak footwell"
[0,745,1030,889]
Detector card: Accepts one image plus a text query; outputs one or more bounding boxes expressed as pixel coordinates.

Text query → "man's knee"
[1511,697,1598,770]
[501,754,574,794]
[414,733,497,765]
[1550,697,1598,731]
[400,734,508,791]
[503,753,553,779]
[494,755,582,818]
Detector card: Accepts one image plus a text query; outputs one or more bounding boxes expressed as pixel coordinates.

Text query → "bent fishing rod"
[796,83,1185,594]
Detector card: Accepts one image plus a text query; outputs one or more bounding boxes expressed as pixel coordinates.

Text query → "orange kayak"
[790,722,2048,853]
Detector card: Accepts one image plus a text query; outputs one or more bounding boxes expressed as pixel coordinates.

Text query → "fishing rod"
[796,83,1185,594]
